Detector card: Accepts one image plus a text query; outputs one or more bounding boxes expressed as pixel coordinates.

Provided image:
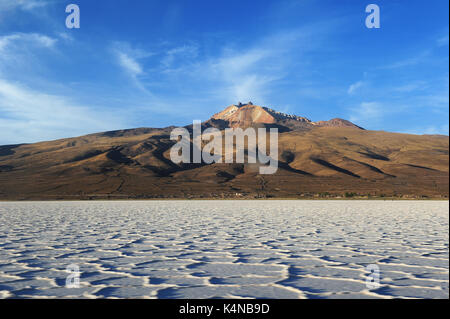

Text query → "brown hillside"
[0,104,448,200]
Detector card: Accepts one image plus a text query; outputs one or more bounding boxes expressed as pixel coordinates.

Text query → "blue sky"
[0,0,448,144]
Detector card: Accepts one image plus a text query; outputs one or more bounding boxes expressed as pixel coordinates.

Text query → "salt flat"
[0,200,448,299]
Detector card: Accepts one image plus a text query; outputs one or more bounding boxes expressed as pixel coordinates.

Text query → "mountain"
[208,102,362,131]
[0,103,448,200]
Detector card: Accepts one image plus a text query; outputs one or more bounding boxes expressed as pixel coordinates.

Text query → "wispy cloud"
[117,51,143,76]
[437,35,449,47]
[112,42,152,77]
[0,33,57,52]
[0,1,447,142]
[391,81,426,93]
[380,51,431,70]
[108,24,327,110]
[0,0,50,11]
[418,91,450,110]
[164,25,327,105]
[161,45,198,69]
[0,32,58,82]
[208,48,279,103]
[380,31,448,71]
[0,32,125,144]
[347,81,364,95]
[110,42,157,96]
[436,28,449,47]
[0,79,124,144]
[349,101,383,124]
[404,124,449,136]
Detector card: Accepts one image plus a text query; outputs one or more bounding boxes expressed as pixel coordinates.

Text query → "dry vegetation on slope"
[0,104,448,200]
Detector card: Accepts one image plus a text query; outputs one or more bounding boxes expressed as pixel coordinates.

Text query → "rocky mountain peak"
[210,103,363,130]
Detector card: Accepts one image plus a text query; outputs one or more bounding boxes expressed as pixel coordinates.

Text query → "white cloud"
[380,51,430,70]
[347,81,364,95]
[404,124,449,136]
[214,49,269,75]
[415,77,449,110]
[0,0,49,11]
[0,79,124,144]
[349,101,383,124]
[229,74,275,104]
[422,124,449,135]
[57,32,74,42]
[391,82,425,93]
[419,92,450,109]
[161,45,198,69]
[209,49,278,103]
[117,52,143,76]
[142,24,327,106]
[0,32,58,78]
[112,42,155,78]
[0,33,57,52]
[437,35,449,47]
[111,42,158,97]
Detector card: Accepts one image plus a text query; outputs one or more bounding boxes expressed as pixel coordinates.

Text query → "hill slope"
[0,104,448,200]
